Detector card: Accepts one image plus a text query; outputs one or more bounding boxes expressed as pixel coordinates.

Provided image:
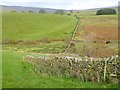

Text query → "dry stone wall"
[24,54,119,83]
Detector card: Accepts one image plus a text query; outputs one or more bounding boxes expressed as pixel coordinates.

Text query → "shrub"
[67,13,71,15]
[55,10,65,15]
[11,10,16,13]
[39,9,46,14]
[70,10,73,13]
[22,11,25,13]
[96,8,116,15]
[28,10,34,13]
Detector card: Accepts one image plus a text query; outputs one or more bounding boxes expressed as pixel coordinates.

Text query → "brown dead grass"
[72,15,118,57]
[83,22,118,41]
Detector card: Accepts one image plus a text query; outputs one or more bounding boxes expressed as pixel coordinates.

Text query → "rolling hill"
[1,5,118,13]
[1,5,58,13]
[2,13,78,42]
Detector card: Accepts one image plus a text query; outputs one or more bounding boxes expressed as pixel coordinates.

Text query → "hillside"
[2,6,118,88]
[1,5,58,13]
[1,5,71,13]
[1,5,118,13]
[2,13,78,42]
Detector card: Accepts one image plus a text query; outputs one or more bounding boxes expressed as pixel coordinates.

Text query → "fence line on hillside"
[63,15,80,54]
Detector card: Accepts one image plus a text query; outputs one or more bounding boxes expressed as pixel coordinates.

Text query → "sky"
[0,0,119,10]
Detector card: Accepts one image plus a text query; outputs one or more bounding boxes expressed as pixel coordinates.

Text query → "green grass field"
[2,51,118,88]
[2,11,119,88]
[2,13,78,41]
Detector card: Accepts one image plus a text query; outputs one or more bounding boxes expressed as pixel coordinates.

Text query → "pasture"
[75,14,118,41]
[2,13,78,42]
[2,11,119,88]
[2,13,78,53]
[67,12,118,57]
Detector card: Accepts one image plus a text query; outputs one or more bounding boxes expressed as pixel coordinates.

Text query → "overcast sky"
[0,0,119,10]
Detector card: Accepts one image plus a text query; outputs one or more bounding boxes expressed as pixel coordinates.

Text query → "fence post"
[97,71,100,83]
[104,59,107,82]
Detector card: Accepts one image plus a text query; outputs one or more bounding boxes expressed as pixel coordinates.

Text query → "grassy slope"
[2,12,119,88]
[75,12,118,40]
[76,15,118,42]
[2,13,78,41]
[67,11,118,57]
[2,51,118,88]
